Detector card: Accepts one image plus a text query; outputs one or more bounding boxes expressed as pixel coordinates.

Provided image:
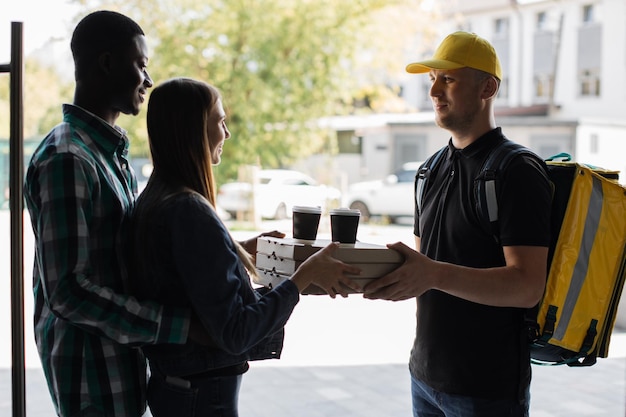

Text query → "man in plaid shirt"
[24,11,191,417]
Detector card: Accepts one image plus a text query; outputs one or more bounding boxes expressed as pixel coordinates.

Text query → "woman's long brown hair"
[136,77,256,278]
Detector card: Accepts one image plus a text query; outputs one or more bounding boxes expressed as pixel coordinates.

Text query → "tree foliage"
[71,0,434,182]
[0,60,73,140]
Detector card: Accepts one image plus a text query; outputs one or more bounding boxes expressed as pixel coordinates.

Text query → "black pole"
[9,21,25,417]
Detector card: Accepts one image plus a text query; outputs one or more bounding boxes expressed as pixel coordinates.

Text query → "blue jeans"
[147,370,242,417]
[411,375,529,417]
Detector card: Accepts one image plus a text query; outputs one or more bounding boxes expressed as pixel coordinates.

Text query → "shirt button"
[121,163,127,169]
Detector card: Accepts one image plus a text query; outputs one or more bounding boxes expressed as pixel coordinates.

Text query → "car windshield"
[282,179,311,186]
[396,169,417,183]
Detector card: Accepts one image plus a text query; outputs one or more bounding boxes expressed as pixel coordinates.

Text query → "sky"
[0,0,81,63]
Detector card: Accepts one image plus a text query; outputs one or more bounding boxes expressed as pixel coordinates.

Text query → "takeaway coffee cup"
[330,208,360,244]
[292,206,322,241]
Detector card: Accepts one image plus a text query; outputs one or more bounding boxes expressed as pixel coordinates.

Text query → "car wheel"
[274,203,288,220]
[349,201,370,222]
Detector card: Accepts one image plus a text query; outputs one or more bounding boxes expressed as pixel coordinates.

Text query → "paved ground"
[1,213,625,416]
[1,331,625,417]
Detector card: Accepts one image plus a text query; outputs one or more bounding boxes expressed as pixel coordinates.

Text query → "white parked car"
[217,169,341,220]
[344,162,422,223]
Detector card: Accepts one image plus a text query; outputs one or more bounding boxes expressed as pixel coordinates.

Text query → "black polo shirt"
[410,128,552,400]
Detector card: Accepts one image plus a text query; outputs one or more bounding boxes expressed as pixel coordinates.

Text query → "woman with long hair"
[130,77,360,416]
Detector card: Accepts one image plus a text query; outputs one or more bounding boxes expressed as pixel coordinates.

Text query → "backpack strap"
[415,146,448,218]
[474,140,543,244]
[418,140,545,243]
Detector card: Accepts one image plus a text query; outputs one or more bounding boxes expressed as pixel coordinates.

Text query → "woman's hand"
[290,243,362,298]
[240,230,286,261]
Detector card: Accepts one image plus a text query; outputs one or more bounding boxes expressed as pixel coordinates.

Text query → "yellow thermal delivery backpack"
[417,142,626,366]
[530,159,626,366]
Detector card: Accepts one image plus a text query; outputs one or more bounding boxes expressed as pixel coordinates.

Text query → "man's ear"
[98,52,112,75]
[481,77,499,100]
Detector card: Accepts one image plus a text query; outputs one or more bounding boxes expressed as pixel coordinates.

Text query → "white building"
[308,0,626,329]
[324,0,626,186]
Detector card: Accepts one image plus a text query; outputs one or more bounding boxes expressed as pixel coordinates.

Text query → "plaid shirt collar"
[62,103,130,158]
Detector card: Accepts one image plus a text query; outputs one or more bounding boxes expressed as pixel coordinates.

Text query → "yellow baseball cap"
[406,31,502,80]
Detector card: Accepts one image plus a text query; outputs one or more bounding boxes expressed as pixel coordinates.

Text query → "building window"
[536,12,547,30]
[337,130,362,154]
[530,134,575,159]
[579,68,601,96]
[494,18,509,37]
[577,13,601,98]
[582,4,594,24]
[534,74,553,99]
[533,29,556,104]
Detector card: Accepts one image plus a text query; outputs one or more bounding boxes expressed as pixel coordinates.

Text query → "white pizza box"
[253,237,403,295]
[253,267,378,295]
[256,252,400,278]
[256,237,404,263]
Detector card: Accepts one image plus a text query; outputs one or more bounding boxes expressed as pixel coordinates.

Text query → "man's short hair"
[71,10,145,80]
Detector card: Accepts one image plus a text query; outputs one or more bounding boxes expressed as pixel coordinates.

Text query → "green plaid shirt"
[24,104,190,417]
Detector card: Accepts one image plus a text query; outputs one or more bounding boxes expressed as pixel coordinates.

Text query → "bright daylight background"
[1,1,625,416]
[1,1,80,60]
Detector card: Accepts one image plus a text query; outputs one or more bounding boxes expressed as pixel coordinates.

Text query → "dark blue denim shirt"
[131,192,300,377]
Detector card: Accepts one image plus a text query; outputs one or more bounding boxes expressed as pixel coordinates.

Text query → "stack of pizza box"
[254,236,403,295]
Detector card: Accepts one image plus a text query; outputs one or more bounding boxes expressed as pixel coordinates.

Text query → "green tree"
[0,59,72,141]
[72,0,434,182]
